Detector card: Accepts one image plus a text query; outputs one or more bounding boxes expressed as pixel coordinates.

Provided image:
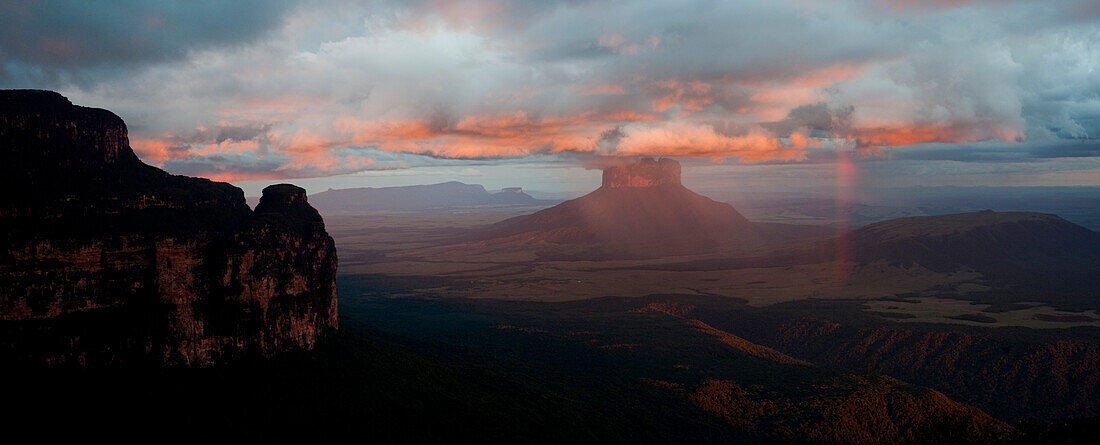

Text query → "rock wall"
[601,157,681,188]
[0,90,337,367]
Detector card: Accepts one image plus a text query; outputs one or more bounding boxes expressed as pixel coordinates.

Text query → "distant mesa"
[308,181,548,212]
[0,90,337,367]
[479,157,760,258]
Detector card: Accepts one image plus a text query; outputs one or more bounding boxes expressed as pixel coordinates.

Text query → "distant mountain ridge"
[307,181,550,212]
[845,210,1100,301]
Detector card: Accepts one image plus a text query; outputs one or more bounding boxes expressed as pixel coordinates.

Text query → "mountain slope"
[845,210,1100,300]
[481,158,761,257]
[767,317,1100,422]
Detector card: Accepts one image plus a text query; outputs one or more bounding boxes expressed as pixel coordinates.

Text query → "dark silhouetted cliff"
[0,90,337,366]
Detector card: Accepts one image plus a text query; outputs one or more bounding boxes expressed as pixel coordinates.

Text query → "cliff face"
[210,184,338,358]
[0,90,337,366]
[601,157,681,188]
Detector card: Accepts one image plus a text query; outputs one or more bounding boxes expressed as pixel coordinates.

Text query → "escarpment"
[0,90,337,366]
[601,157,682,188]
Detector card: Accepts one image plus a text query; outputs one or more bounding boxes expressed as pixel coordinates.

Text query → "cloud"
[0,0,297,86]
[3,0,1098,181]
[603,121,810,162]
[888,140,1100,163]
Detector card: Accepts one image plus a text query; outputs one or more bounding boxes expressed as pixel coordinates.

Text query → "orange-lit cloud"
[648,79,717,112]
[130,137,181,164]
[743,64,867,120]
[326,111,665,159]
[89,0,1090,185]
[611,122,808,162]
[573,83,627,96]
[844,122,1023,149]
[12,0,1099,188]
[133,94,1032,182]
[192,138,261,156]
[193,169,294,183]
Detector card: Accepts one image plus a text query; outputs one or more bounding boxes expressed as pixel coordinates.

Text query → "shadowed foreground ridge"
[0,90,337,366]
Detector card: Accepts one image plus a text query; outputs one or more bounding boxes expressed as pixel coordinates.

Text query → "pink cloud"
[612,122,807,162]
[648,79,716,112]
[573,83,627,96]
[130,137,181,164]
[843,121,1024,149]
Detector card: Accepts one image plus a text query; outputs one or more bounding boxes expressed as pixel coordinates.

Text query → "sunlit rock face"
[0,90,337,367]
[601,158,682,188]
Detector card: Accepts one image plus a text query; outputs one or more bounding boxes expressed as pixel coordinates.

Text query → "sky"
[2,0,1099,196]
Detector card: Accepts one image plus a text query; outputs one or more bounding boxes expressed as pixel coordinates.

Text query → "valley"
[320,167,1100,435]
[7,1,1100,441]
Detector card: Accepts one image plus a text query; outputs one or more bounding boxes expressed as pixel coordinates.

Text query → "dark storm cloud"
[766,103,855,137]
[216,125,271,144]
[888,140,1100,163]
[0,0,296,85]
[162,153,287,181]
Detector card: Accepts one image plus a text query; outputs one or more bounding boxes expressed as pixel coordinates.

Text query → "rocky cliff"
[601,157,681,188]
[0,90,337,367]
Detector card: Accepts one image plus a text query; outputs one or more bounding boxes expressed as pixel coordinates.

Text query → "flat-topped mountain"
[308,181,545,212]
[0,90,337,366]
[480,158,760,257]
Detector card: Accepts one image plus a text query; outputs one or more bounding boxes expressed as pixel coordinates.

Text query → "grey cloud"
[887,140,1100,163]
[597,126,625,152]
[216,125,271,144]
[162,153,285,178]
[9,0,1100,181]
[0,0,297,87]
[766,103,855,137]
